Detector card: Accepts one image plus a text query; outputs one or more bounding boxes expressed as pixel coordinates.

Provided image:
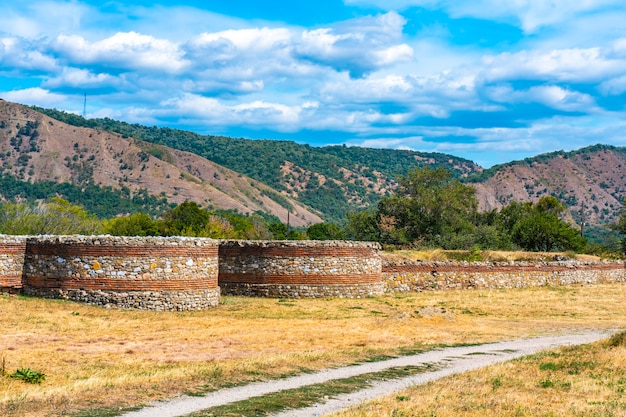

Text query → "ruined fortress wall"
[21,235,220,311]
[0,235,27,293]
[218,240,384,298]
[1,234,625,308]
[382,261,625,292]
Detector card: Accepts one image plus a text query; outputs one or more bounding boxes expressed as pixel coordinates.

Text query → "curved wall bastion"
[21,235,220,311]
[218,240,384,298]
[0,234,625,310]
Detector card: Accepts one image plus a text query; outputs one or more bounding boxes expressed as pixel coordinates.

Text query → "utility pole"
[83,92,87,117]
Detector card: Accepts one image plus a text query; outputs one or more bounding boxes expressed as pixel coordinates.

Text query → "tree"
[104,213,158,236]
[376,166,478,247]
[157,201,211,236]
[0,197,103,235]
[307,222,345,240]
[511,196,586,252]
[344,209,379,242]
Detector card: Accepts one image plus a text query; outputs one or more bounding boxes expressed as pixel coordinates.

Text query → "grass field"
[331,332,626,417]
[1,283,625,417]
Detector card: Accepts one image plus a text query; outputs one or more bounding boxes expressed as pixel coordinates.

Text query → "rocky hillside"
[469,145,626,225]
[1,100,624,228]
[0,99,321,226]
[30,104,482,222]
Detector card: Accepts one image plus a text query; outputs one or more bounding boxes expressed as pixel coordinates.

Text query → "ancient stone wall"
[218,240,384,298]
[382,260,625,292]
[1,234,625,308]
[22,235,220,310]
[0,235,27,293]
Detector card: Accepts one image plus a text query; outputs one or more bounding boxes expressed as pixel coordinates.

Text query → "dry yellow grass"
[1,283,625,416]
[331,335,626,417]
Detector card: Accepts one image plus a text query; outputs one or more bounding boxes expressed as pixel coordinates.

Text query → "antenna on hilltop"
[83,92,87,118]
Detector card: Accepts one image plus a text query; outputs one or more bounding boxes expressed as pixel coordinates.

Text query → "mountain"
[29,104,482,222]
[0,99,321,226]
[1,100,624,230]
[468,145,626,226]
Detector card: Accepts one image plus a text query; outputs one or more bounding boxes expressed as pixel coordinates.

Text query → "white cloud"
[42,67,115,88]
[158,94,320,131]
[1,87,67,106]
[486,84,597,112]
[481,47,624,83]
[0,1,90,38]
[0,37,58,72]
[295,12,413,76]
[52,32,186,73]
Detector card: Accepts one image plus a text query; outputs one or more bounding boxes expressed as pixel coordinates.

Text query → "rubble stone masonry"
[382,260,625,292]
[218,240,384,298]
[21,235,220,311]
[1,235,624,309]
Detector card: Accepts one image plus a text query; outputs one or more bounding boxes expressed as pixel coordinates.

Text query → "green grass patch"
[187,364,437,417]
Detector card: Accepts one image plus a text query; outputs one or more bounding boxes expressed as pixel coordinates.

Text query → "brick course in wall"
[1,235,625,306]
[219,240,384,298]
[382,260,626,292]
[0,236,27,293]
[22,235,220,310]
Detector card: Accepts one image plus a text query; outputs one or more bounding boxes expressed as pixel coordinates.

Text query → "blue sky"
[1,1,626,167]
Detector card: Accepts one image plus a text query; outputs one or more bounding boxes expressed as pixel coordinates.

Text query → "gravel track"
[120,331,610,417]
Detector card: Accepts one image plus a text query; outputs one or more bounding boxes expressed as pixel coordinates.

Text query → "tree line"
[1,167,624,254]
[343,167,624,255]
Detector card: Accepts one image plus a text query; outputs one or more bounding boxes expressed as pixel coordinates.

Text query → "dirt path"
[120,331,610,417]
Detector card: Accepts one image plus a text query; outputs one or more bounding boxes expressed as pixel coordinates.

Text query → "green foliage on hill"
[0,171,172,218]
[346,167,589,252]
[31,107,479,222]
[0,197,103,235]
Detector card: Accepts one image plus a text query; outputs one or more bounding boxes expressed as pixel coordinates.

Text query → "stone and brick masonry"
[20,235,220,311]
[0,235,624,310]
[219,240,384,298]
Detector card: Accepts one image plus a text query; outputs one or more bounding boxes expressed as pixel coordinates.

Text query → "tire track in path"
[120,331,610,417]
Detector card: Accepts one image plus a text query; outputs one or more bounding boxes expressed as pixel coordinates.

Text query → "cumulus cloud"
[295,12,413,77]
[1,87,67,106]
[485,84,597,112]
[52,32,186,73]
[481,47,624,83]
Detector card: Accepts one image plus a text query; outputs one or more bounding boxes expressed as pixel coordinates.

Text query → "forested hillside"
[31,106,481,221]
[0,102,623,232]
[0,100,321,226]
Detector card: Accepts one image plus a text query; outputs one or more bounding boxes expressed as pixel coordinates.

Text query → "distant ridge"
[0,100,622,230]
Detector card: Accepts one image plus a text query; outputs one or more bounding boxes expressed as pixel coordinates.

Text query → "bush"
[9,368,46,384]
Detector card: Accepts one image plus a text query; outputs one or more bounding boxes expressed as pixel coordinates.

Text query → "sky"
[1,1,626,167]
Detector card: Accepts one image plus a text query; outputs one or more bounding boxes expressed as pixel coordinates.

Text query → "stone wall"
[2,234,625,308]
[22,235,220,311]
[0,235,26,293]
[218,240,384,298]
[382,260,625,292]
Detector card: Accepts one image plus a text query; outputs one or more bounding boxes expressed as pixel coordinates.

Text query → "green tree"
[307,222,345,240]
[0,197,102,235]
[376,166,478,247]
[104,213,159,236]
[344,209,379,242]
[511,196,586,252]
[157,201,211,236]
